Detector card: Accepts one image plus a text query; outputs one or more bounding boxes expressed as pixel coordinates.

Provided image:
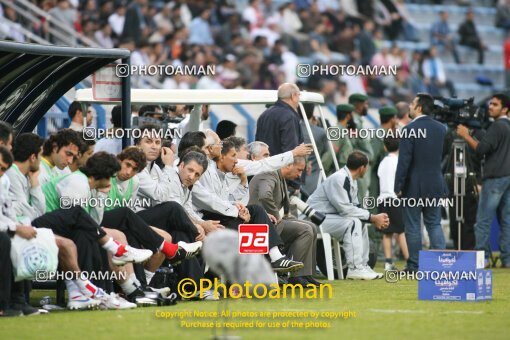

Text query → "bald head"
[277,83,300,110]
[396,101,411,125]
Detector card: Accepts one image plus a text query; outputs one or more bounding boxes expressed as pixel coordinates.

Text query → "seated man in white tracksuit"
[306,151,389,280]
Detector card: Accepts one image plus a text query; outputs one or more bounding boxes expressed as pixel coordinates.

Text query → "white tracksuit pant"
[321,214,369,268]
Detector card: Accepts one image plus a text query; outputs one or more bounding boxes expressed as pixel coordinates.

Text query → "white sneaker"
[113,246,153,266]
[97,292,137,310]
[170,241,202,264]
[365,265,384,279]
[346,267,379,280]
[384,262,398,272]
[67,294,101,310]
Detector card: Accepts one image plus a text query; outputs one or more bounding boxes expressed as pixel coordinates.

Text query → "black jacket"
[255,100,304,156]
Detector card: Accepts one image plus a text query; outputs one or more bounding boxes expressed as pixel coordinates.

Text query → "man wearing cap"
[349,94,374,203]
[330,104,355,173]
[369,106,398,202]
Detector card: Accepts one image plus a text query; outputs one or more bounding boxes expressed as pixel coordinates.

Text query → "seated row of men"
[0,116,388,316]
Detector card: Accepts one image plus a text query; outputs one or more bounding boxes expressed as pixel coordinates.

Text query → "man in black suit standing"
[395,93,448,272]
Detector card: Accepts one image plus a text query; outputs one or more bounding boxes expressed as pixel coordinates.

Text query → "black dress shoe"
[304,276,323,287]
[288,276,315,288]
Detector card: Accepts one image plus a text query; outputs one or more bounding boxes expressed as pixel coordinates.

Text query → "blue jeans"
[403,206,446,270]
[475,176,510,264]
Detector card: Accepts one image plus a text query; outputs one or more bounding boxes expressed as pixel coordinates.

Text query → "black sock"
[385,258,393,264]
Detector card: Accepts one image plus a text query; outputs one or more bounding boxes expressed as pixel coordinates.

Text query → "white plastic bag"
[10,228,59,282]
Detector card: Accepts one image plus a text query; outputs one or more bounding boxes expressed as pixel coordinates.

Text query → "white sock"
[144,269,155,285]
[129,273,142,288]
[74,272,99,298]
[119,278,138,295]
[65,280,81,298]
[101,237,121,255]
[269,246,284,262]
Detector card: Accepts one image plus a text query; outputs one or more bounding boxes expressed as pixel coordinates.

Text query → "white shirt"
[377,153,399,200]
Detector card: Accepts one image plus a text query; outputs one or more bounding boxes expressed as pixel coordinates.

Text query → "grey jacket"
[306,166,370,220]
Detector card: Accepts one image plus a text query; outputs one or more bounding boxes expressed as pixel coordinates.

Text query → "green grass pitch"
[1,265,509,340]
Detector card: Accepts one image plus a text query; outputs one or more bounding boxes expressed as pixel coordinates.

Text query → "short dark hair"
[111,105,122,128]
[68,101,83,120]
[139,105,160,117]
[346,151,368,170]
[416,93,434,114]
[0,145,13,168]
[133,123,161,145]
[223,136,245,152]
[43,129,82,156]
[117,146,147,172]
[179,150,209,174]
[0,121,13,145]
[78,135,96,154]
[220,139,236,156]
[383,137,399,152]
[178,131,206,158]
[300,103,315,120]
[491,93,510,111]
[12,133,44,162]
[216,120,237,140]
[80,152,120,180]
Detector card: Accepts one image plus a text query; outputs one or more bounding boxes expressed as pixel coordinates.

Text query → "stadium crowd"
[0,0,505,102]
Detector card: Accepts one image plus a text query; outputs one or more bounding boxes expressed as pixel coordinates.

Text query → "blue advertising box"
[418,269,492,301]
[419,250,485,271]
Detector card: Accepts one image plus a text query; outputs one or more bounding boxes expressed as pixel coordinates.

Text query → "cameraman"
[457,93,510,267]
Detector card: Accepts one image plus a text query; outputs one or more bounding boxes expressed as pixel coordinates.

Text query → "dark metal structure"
[0,40,130,135]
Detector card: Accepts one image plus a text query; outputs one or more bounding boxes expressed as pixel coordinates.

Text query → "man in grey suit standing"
[249,156,322,287]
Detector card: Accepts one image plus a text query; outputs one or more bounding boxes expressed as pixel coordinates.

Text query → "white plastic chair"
[317,225,344,280]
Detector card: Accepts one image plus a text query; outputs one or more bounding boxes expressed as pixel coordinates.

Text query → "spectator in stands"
[430,11,460,64]
[422,46,456,97]
[48,0,77,46]
[458,9,486,65]
[243,0,265,32]
[356,20,377,66]
[496,0,510,31]
[94,21,114,49]
[108,2,126,38]
[188,8,214,45]
[121,0,148,45]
